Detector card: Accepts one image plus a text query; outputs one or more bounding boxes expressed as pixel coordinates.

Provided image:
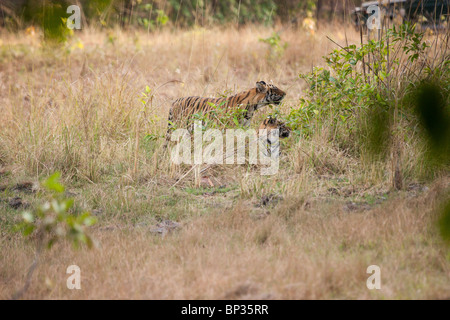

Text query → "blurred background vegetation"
[0,0,363,30]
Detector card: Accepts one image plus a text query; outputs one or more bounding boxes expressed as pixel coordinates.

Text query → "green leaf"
[439,199,450,244]
[22,224,35,236]
[42,172,65,193]
[83,216,97,227]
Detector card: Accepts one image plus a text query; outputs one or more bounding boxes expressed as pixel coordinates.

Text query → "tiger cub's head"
[255,81,286,106]
[259,117,291,139]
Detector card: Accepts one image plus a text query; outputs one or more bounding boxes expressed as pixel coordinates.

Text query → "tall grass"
[0,22,448,192]
[0,24,339,185]
[0,20,449,299]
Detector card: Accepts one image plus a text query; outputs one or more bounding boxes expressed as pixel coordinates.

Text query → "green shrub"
[286,23,449,162]
[17,172,97,249]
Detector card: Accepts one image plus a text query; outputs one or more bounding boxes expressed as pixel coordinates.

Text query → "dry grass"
[0,23,449,299]
[0,23,350,181]
[1,178,449,299]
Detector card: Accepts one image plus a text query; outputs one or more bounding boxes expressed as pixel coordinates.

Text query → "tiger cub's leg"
[240,108,255,128]
[162,109,175,149]
[162,126,173,149]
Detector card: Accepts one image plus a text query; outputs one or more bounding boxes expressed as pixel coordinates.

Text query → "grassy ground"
[0,24,449,299]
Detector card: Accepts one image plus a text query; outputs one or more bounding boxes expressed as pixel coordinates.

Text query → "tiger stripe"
[163,81,286,148]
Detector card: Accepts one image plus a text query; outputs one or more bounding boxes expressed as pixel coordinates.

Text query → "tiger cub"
[259,117,291,157]
[163,81,286,147]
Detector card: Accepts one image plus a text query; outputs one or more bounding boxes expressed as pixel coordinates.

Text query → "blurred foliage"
[439,198,450,244]
[12,172,96,299]
[259,32,288,61]
[168,0,277,26]
[409,81,450,167]
[20,0,73,43]
[0,0,337,30]
[16,172,97,250]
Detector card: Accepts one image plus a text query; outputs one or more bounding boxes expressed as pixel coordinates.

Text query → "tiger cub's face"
[255,81,286,107]
[259,117,291,139]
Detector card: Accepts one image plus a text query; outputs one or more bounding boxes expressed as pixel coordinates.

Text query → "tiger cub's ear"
[267,116,276,124]
[256,81,267,93]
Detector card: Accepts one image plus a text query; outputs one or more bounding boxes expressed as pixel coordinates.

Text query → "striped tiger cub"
[163,81,286,147]
[259,116,291,157]
[259,116,291,140]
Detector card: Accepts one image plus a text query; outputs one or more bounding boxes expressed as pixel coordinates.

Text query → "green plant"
[39,2,74,44]
[439,197,450,244]
[188,100,248,132]
[17,172,97,249]
[13,172,96,299]
[285,23,444,158]
[259,32,288,61]
[156,10,169,27]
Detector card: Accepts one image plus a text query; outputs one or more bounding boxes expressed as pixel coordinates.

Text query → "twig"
[11,236,44,300]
